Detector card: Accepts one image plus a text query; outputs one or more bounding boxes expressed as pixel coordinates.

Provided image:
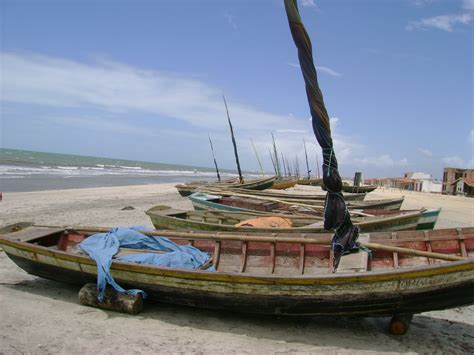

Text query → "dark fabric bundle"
[284,0,359,269]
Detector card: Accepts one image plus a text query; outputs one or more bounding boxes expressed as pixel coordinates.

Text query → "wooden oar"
[362,242,466,262]
[36,225,469,263]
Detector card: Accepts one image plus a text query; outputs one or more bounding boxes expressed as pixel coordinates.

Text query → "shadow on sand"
[5,277,474,353]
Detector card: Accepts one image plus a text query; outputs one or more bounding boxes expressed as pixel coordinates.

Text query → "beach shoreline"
[0,183,473,353]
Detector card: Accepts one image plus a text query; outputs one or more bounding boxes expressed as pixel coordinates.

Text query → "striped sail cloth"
[283,0,359,270]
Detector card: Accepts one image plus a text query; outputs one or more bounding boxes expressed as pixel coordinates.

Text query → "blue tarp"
[80,227,213,301]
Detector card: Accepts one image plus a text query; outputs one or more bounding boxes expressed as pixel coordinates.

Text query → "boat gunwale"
[190,192,405,211]
[206,187,366,201]
[0,229,473,286]
[146,207,422,233]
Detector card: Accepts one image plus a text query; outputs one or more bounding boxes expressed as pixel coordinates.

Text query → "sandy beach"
[0,183,473,353]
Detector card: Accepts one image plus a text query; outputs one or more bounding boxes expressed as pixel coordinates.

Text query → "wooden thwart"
[336,234,369,273]
[3,227,63,243]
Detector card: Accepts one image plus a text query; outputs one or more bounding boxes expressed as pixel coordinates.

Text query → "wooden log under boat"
[0,225,473,318]
[146,206,422,233]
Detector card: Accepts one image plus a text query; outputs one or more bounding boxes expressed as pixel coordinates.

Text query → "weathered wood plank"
[424,231,433,265]
[457,229,468,258]
[2,227,63,242]
[391,232,399,268]
[240,241,248,273]
[213,241,221,270]
[336,234,370,274]
[299,243,306,274]
[270,242,276,274]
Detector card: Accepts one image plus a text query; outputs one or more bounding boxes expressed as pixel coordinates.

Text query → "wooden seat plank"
[2,227,64,243]
[336,234,370,273]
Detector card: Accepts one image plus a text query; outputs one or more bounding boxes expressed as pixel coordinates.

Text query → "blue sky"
[1,0,472,179]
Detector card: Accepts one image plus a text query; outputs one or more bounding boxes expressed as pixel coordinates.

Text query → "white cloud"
[418,147,433,157]
[330,117,339,128]
[288,62,342,77]
[407,13,472,32]
[275,129,308,134]
[47,116,159,137]
[301,0,317,8]
[352,155,408,168]
[1,51,409,174]
[442,155,466,167]
[316,66,342,77]
[411,0,437,6]
[1,52,298,132]
[223,11,237,30]
[463,0,474,10]
[45,115,203,141]
[469,130,474,145]
[469,157,474,168]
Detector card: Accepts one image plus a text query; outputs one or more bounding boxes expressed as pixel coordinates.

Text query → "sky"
[1,0,472,179]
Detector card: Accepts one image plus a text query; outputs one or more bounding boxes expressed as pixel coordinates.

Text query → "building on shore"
[442,168,474,197]
[365,172,442,193]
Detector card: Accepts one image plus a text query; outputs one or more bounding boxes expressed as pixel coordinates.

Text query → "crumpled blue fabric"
[79,226,213,301]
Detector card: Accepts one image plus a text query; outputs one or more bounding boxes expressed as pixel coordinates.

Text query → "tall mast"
[208,134,221,181]
[271,133,282,178]
[251,138,265,176]
[303,138,311,179]
[223,95,243,184]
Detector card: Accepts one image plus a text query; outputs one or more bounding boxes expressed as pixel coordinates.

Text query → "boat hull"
[176,177,276,197]
[210,188,367,202]
[3,249,473,317]
[189,193,405,214]
[417,208,441,230]
[271,179,298,190]
[238,176,276,190]
[297,178,323,186]
[342,185,377,193]
[147,208,421,234]
[348,198,404,211]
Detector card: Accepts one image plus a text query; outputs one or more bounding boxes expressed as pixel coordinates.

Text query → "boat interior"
[1,225,473,276]
[148,206,426,232]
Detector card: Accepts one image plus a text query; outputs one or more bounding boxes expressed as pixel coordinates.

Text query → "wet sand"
[0,184,473,353]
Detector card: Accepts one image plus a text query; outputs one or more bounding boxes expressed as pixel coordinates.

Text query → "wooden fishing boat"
[342,185,377,193]
[204,186,366,202]
[362,208,441,231]
[1,224,472,334]
[146,206,422,233]
[175,177,240,197]
[188,192,404,213]
[236,176,276,190]
[176,176,276,197]
[271,178,298,190]
[348,197,404,211]
[297,178,323,186]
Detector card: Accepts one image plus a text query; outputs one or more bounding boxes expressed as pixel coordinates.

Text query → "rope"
[358,244,372,259]
[322,148,337,176]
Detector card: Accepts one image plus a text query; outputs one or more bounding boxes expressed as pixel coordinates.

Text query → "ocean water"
[0,149,241,192]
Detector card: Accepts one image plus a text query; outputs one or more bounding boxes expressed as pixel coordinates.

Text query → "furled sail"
[283,0,359,270]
